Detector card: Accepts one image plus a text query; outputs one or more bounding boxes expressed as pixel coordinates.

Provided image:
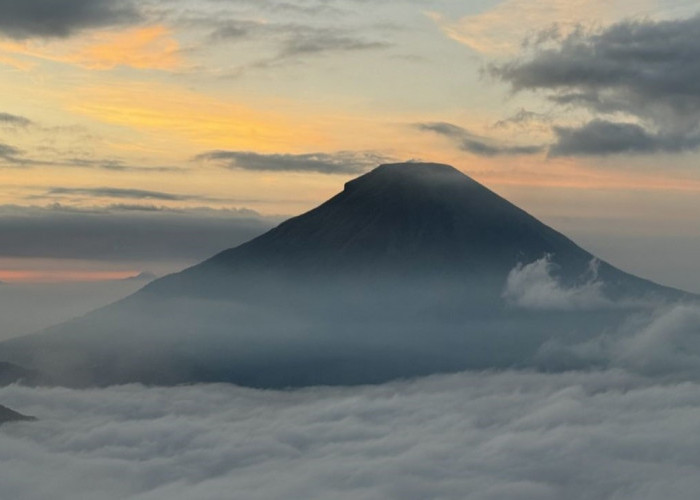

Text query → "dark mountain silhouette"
[0,404,35,424]
[146,162,672,296]
[0,163,689,387]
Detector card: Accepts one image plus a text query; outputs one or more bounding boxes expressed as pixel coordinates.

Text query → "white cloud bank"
[504,256,700,378]
[502,255,611,310]
[1,256,698,499]
[3,370,700,500]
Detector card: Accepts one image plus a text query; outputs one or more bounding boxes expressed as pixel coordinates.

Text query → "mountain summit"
[0,163,686,387]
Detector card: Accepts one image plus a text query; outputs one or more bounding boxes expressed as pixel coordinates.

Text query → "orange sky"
[0,0,699,286]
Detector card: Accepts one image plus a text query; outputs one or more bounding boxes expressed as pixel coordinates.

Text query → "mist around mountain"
[2,163,700,500]
[0,362,43,386]
[0,403,34,424]
[0,163,694,388]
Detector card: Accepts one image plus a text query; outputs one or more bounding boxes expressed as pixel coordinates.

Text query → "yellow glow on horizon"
[0,269,138,284]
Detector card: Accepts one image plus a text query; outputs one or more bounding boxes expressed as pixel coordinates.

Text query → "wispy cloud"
[415,122,544,156]
[279,30,391,58]
[0,143,27,165]
[0,137,184,172]
[0,112,33,128]
[45,187,211,202]
[196,150,394,174]
[428,0,616,55]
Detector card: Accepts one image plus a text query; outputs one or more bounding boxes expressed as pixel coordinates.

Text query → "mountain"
[0,404,35,424]
[0,163,689,388]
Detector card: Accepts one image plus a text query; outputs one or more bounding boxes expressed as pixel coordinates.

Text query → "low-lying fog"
[0,280,146,340]
[1,256,699,499]
[3,369,700,500]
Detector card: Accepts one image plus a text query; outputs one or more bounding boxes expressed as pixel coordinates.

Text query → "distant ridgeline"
[0,404,35,424]
[0,163,691,388]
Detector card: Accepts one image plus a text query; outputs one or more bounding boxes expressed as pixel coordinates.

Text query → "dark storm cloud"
[0,205,276,261]
[0,113,33,128]
[196,150,394,174]
[46,187,210,202]
[492,14,700,156]
[0,0,142,39]
[416,122,544,156]
[0,119,174,170]
[550,120,700,157]
[493,15,700,110]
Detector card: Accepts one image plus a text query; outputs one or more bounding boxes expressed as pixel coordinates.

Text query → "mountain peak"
[344,162,474,194]
[373,162,466,177]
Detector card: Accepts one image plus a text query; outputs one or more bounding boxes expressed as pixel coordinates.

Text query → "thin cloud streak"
[0,112,33,127]
[196,150,395,174]
[46,187,213,202]
[416,122,544,156]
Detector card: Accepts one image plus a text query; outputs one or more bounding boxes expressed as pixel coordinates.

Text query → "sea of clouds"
[3,369,700,500]
[2,256,699,499]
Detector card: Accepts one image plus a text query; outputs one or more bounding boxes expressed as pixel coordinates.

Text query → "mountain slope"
[145,163,674,299]
[0,163,689,387]
[0,404,35,424]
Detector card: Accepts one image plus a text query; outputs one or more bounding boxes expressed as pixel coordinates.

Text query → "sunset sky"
[1,0,700,292]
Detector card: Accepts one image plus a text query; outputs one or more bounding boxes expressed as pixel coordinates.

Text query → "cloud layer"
[0,0,141,39]
[46,187,213,202]
[3,370,700,499]
[0,112,33,128]
[415,122,544,156]
[196,150,393,174]
[493,14,700,156]
[0,205,275,261]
